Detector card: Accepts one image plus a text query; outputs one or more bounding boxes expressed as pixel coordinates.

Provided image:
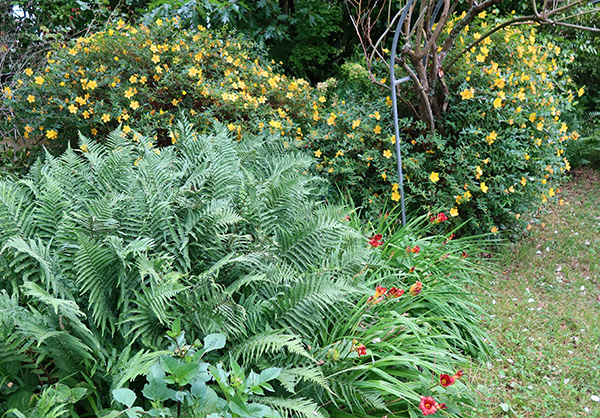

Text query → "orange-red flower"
[439,373,455,387]
[388,287,404,298]
[374,285,387,298]
[409,280,423,296]
[367,285,387,305]
[407,245,421,254]
[369,234,383,247]
[356,344,367,356]
[430,213,448,223]
[418,396,445,416]
[440,370,464,387]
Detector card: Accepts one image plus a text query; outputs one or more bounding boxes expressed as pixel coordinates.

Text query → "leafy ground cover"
[468,167,600,417]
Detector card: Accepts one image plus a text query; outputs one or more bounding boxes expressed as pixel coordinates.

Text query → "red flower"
[388,287,405,298]
[419,396,440,416]
[356,344,367,356]
[430,213,448,224]
[453,370,464,380]
[461,251,468,258]
[374,285,387,298]
[409,280,423,296]
[369,234,383,247]
[407,245,421,254]
[439,373,455,387]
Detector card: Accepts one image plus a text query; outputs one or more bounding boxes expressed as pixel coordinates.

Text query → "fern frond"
[230,330,313,366]
[74,234,119,335]
[257,396,325,418]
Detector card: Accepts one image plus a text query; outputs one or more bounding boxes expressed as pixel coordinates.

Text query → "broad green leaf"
[142,377,175,401]
[203,333,226,354]
[259,367,281,383]
[112,388,136,409]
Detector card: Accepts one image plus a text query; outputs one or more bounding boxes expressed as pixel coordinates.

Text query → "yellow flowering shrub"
[427,16,580,232]
[5,18,317,145]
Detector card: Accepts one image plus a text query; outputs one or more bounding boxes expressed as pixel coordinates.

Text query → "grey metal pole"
[389,0,414,227]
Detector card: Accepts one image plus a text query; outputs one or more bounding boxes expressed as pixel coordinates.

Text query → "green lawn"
[469,167,600,417]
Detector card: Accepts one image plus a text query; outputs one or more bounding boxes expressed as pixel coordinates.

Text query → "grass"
[468,167,600,417]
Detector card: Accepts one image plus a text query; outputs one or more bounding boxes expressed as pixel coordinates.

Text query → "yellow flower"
[351,119,361,129]
[314,149,322,158]
[391,191,401,202]
[68,104,78,114]
[449,207,459,217]
[124,87,137,99]
[559,123,568,133]
[578,87,584,97]
[460,88,474,100]
[101,113,111,123]
[536,121,544,131]
[46,130,58,139]
[429,172,440,183]
[123,125,132,134]
[381,172,387,180]
[373,111,381,120]
[86,80,98,90]
[493,78,506,89]
[25,68,33,76]
[521,177,527,186]
[491,226,499,233]
[486,131,497,145]
[549,188,555,197]
[156,18,163,26]
[27,95,35,104]
[480,182,489,193]
[475,165,483,179]
[529,112,537,122]
[130,100,140,110]
[80,144,88,152]
[493,97,503,108]
[383,149,393,159]
[327,113,337,126]
[318,96,326,103]
[129,75,138,83]
[34,76,44,85]
[152,54,160,64]
[525,153,530,160]
[373,125,381,134]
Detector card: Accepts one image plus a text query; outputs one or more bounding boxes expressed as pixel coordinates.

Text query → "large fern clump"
[0,122,492,417]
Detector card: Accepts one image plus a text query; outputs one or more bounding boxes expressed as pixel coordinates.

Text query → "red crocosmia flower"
[439,373,456,387]
[388,287,405,298]
[409,280,423,296]
[419,396,439,416]
[461,251,468,258]
[408,266,415,273]
[356,344,367,356]
[437,403,447,410]
[374,285,387,298]
[372,234,382,241]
